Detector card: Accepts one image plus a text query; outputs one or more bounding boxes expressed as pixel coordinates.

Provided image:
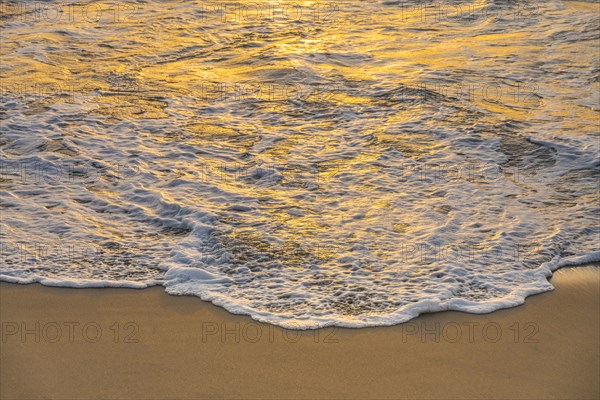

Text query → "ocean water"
[1,0,598,328]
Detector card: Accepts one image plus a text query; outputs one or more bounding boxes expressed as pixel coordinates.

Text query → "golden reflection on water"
[1,0,599,325]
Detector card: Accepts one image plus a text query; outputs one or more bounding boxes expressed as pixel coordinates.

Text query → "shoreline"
[3,251,600,329]
[1,265,599,399]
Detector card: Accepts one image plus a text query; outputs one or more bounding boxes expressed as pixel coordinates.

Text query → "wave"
[2,251,599,328]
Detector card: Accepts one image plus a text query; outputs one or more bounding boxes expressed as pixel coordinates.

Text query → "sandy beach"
[2,0,599,399]
[1,265,598,400]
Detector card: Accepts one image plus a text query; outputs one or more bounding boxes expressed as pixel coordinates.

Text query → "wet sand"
[1,266,598,399]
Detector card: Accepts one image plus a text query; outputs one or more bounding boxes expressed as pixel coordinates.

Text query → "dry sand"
[1,266,598,399]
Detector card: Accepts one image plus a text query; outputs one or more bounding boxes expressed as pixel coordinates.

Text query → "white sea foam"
[0,274,156,289]
[2,252,598,328]
[161,251,600,328]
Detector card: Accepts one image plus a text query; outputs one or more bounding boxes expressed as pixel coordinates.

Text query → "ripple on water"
[0,0,598,327]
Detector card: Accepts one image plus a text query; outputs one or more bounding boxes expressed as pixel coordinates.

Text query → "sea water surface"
[1,0,599,328]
